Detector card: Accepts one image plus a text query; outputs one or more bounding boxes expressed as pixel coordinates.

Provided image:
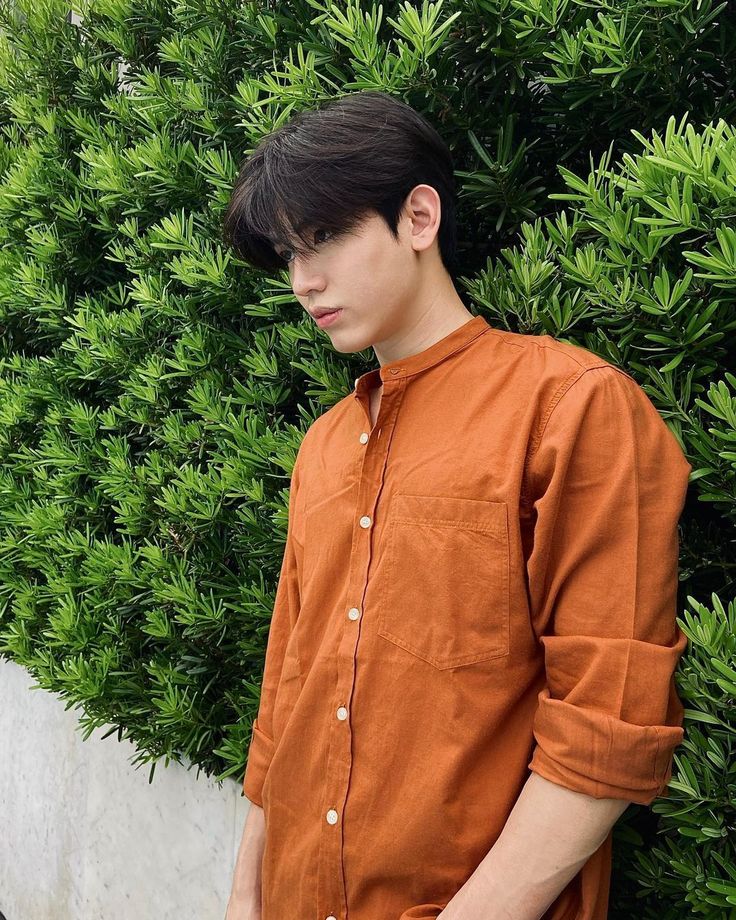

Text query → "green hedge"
[0,0,733,915]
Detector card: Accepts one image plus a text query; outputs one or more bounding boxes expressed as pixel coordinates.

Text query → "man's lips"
[315,308,343,328]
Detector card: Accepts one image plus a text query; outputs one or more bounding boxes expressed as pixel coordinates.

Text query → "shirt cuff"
[527,691,685,805]
[242,717,275,807]
[397,903,446,919]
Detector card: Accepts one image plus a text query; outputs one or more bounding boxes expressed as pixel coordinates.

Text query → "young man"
[221,91,692,920]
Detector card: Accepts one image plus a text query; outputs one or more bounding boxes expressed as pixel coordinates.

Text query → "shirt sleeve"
[522,364,692,805]
[242,444,304,807]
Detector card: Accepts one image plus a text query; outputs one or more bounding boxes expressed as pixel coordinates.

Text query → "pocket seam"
[391,514,503,536]
[392,493,506,535]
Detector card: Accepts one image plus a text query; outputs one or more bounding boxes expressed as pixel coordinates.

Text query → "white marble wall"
[0,657,251,920]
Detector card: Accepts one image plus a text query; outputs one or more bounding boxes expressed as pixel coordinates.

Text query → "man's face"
[275,206,421,356]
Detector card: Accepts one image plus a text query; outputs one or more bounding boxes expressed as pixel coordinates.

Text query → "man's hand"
[225,887,262,920]
[225,800,266,920]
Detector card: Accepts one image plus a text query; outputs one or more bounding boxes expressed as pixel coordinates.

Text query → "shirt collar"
[353,313,491,395]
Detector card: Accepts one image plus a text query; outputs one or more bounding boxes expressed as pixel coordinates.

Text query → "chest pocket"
[377,493,510,670]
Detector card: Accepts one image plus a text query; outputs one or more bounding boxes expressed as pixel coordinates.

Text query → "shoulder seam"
[487,328,614,372]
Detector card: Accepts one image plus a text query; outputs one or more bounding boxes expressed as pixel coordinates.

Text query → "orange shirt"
[243,314,691,920]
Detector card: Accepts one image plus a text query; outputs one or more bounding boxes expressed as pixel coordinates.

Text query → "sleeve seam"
[521,363,613,504]
[531,363,622,457]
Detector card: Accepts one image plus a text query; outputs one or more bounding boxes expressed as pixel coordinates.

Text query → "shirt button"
[359,515,371,528]
[359,432,369,444]
[326,809,339,825]
[336,706,348,720]
[348,607,360,620]
[326,916,338,920]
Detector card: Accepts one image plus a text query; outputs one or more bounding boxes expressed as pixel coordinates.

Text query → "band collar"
[353,313,491,396]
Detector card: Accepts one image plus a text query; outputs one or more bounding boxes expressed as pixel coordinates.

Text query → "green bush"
[0,0,732,915]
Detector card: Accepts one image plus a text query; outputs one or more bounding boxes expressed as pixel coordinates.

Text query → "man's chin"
[325,329,375,356]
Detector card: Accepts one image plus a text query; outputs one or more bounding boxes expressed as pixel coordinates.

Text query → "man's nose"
[291,258,326,297]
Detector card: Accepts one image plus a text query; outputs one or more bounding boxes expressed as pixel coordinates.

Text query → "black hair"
[221,90,458,276]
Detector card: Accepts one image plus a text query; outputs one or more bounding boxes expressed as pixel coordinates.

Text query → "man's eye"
[314,228,334,245]
[279,228,334,264]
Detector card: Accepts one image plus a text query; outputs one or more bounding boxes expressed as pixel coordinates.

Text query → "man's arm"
[242,443,306,807]
[435,367,691,920]
[438,772,629,920]
[226,802,266,919]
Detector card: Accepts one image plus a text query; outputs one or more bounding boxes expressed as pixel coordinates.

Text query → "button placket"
[316,377,407,920]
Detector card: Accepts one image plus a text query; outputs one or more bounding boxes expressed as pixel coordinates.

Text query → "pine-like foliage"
[0,0,732,915]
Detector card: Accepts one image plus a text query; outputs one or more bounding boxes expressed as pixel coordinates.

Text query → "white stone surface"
[0,656,251,920]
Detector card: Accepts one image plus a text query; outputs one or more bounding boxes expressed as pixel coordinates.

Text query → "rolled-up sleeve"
[523,364,692,805]
[242,445,304,807]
